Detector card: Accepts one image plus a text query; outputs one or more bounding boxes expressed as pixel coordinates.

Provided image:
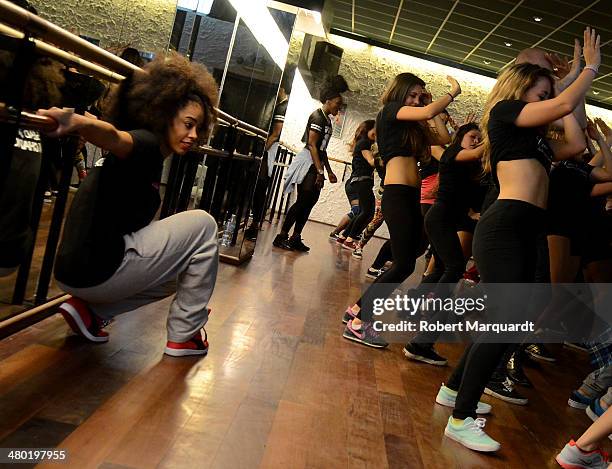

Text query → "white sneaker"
[444,416,501,452]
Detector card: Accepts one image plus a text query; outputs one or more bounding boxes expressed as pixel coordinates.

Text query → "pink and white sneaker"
[58,297,109,343]
[342,306,358,324]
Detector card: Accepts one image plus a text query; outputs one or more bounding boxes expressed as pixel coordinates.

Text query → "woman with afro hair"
[39,53,220,356]
[273,75,348,252]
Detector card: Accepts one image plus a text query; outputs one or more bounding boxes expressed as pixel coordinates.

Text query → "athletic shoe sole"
[444,427,501,452]
[586,405,601,422]
[352,252,362,259]
[365,272,380,280]
[59,303,109,343]
[483,387,528,405]
[435,394,492,415]
[342,330,387,348]
[403,347,447,366]
[164,347,209,357]
[342,243,356,251]
[567,398,589,409]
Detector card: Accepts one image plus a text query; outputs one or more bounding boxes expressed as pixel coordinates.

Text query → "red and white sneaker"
[342,239,358,251]
[58,297,109,343]
[165,329,209,357]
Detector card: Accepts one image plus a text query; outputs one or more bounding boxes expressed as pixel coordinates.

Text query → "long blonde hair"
[480,63,554,174]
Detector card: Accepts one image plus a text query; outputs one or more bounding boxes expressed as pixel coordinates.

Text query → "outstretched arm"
[38,107,134,158]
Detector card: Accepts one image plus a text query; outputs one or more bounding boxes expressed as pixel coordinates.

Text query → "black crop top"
[351,137,374,178]
[418,156,439,180]
[376,102,424,164]
[488,100,554,186]
[302,108,332,160]
[435,144,475,212]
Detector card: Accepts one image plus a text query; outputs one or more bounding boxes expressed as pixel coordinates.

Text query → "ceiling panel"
[330,0,612,108]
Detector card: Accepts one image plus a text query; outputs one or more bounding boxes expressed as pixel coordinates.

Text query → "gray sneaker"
[342,319,388,348]
[556,439,608,469]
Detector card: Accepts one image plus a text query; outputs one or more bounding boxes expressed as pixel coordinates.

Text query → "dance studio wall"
[280,33,612,238]
[29,0,177,52]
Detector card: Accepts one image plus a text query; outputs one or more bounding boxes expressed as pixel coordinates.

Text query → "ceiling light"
[504,42,512,47]
[483,59,491,65]
[533,16,542,22]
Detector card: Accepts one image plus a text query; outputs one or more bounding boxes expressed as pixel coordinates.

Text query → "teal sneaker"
[435,384,492,415]
[444,416,501,452]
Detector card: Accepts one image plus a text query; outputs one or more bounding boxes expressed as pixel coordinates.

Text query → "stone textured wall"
[30,0,178,53]
[281,34,612,237]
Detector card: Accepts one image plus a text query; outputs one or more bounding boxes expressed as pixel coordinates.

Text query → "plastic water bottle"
[221,214,236,247]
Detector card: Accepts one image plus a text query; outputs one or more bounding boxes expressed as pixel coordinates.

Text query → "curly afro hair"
[319,74,349,103]
[105,52,219,143]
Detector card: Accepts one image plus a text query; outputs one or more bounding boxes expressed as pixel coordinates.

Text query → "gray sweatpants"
[580,365,612,399]
[57,209,219,342]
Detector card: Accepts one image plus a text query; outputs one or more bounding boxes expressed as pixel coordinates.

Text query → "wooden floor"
[0,221,604,469]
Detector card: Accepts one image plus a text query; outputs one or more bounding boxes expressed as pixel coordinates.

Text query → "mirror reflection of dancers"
[273,75,348,252]
[339,120,377,251]
[245,79,291,241]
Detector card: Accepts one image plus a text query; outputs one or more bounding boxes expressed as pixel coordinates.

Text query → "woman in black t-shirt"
[341,120,377,249]
[330,120,374,242]
[404,123,484,363]
[273,76,347,252]
[440,28,601,453]
[39,53,221,357]
[341,72,460,347]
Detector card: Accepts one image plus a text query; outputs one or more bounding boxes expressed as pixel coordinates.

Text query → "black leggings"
[411,204,470,345]
[423,204,467,286]
[281,165,321,236]
[446,199,545,419]
[357,185,422,312]
[346,179,375,238]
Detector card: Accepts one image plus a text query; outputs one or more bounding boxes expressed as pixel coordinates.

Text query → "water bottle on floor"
[221,214,236,247]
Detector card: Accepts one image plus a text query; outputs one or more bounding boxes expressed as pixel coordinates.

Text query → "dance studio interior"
[1,0,612,467]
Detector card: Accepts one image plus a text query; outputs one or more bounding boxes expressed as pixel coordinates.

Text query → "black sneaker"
[524,343,556,362]
[484,377,528,405]
[289,236,310,252]
[273,233,292,250]
[506,352,533,387]
[403,343,448,366]
[244,226,259,241]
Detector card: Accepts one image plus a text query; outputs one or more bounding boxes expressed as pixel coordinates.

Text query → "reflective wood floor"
[0,221,603,469]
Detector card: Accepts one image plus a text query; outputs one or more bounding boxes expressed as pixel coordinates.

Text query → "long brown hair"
[349,119,375,151]
[480,63,555,174]
[381,73,432,162]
